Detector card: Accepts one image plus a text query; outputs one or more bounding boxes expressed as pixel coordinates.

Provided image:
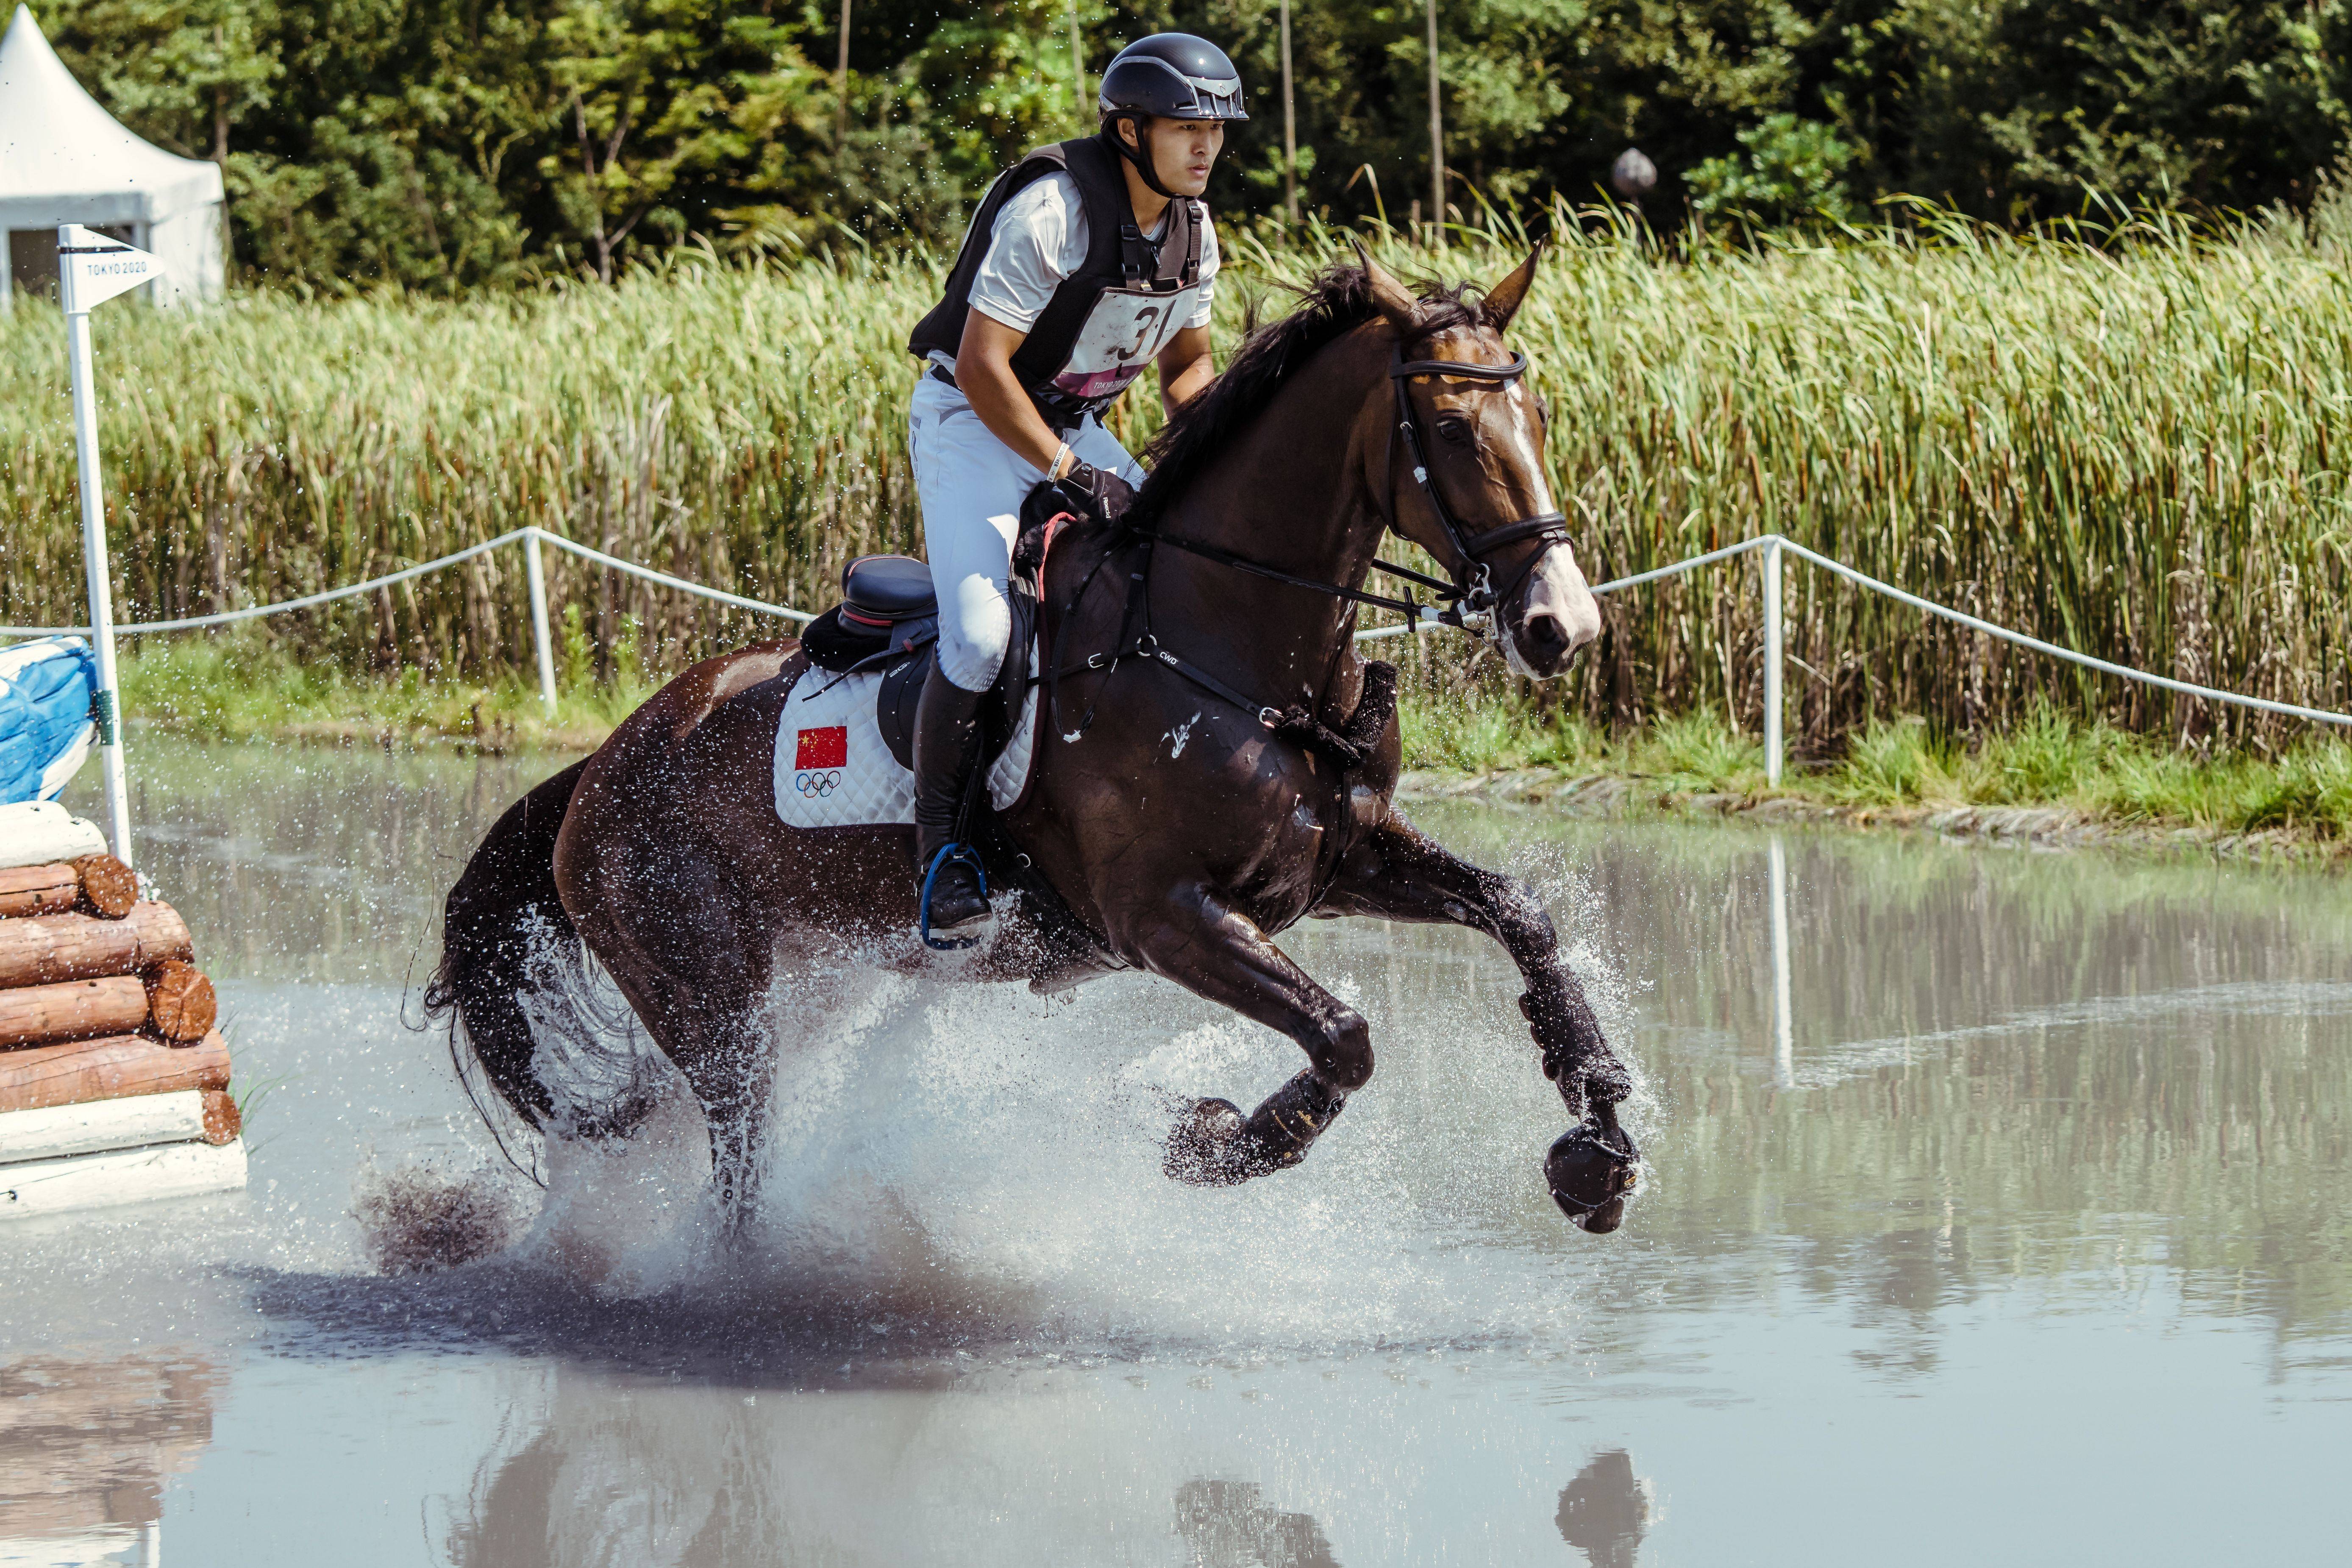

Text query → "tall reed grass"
[3,203,2348,750]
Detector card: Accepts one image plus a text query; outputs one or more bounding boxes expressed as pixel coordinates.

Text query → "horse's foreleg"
[1319,818,1639,1230]
[1323,818,1625,1109]
[1127,885,1362,1185]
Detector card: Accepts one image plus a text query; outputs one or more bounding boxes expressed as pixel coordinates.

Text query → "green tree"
[539,0,829,280]
[42,0,283,161]
[1688,111,1862,225]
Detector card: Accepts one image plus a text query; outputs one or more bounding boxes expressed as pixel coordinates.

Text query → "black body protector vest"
[908,135,1204,431]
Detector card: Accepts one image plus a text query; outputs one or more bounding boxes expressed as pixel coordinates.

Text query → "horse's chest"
[1233,771,1383,917]
[1031,712,1379,921]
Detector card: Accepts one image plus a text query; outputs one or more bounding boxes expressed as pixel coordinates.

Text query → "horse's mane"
[1128,261,1484,532]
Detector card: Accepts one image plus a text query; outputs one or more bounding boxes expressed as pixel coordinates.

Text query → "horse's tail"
[424,757,591,1134]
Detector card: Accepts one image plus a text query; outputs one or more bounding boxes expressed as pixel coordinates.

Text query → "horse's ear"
[1351,237,1422,336]
[1482,240,1545,333]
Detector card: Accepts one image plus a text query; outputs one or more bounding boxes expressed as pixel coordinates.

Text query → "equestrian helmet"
[1096,34,1248,122]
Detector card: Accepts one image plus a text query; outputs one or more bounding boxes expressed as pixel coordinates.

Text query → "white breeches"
[908,373,1145,692]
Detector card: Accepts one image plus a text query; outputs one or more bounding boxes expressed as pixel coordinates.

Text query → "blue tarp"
[0,637,99,804]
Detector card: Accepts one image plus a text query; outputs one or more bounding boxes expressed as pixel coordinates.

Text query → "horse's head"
[1360,244,1602,679]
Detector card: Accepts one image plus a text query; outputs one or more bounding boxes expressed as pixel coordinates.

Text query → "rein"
[1048,339,1568,761]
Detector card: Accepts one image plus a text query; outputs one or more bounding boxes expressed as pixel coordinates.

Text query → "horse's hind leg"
[565,888,781,1237]
[664,998,778,1233]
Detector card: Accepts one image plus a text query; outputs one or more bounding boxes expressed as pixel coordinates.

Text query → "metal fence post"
[1762,534,1784,786]
[524,528,557,713]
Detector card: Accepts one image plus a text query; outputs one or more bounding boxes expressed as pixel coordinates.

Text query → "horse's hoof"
[1574,1197,1627,1234]
[1544,1118,1639,1228]
[1164,1098,1248,1186]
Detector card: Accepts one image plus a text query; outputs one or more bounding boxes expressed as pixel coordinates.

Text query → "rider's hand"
[1056,461,1139,526]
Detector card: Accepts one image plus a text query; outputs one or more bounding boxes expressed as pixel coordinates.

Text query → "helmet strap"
[1105,117,1175,200]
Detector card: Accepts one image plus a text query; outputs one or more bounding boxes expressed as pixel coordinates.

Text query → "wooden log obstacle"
[0,854,137,919]
[1,809,247,1220]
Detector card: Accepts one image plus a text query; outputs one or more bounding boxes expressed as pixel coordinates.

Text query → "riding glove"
[1054,461,1139,526]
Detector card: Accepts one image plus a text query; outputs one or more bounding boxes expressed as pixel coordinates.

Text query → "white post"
[1424,0,1444,240]
[1763,534,1784,787]
[834,0,852,147]
[1768,835,1794,1088]
[524,529,558,713]
[58,225,154,868]
[1280,0,1297,225]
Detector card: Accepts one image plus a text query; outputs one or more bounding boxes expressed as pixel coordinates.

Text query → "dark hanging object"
[1610,148,1658,199]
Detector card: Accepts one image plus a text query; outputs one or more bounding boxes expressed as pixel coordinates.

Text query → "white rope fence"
[1,525,815,638]
[1,525,817,720]
[1354,531,2349,780]
[7,525,2345,776]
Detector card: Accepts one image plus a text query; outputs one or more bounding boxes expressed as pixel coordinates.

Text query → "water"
[6,735,2349,1566]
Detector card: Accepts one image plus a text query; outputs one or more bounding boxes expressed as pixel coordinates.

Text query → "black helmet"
[1098,34,1246,197]
[1097,34,1248,123]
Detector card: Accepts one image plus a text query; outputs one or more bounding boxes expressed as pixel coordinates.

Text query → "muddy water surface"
[6,736,2349,1566]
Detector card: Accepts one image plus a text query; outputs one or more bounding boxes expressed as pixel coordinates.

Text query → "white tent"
[0,4,225,307]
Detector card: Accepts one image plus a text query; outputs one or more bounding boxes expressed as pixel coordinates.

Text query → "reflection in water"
[106,737,567,984]
[1555,1451,1650,1568]
[11,738,2347,1566]
[1173,1479,1338,1568]
[436,1369,1359,1568]
[1343,806,2352,1365]
[440,1385,776,1567]
[0,1353,218,1566]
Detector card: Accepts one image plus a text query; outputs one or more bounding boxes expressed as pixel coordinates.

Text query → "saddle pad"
[773,662,1038,831]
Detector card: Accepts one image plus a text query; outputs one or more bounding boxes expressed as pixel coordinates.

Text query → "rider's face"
[1128,117,1225,198]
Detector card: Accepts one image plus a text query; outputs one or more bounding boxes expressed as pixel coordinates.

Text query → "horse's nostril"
[1525,613,1570,656]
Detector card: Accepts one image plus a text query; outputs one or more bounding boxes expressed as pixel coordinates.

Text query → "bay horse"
[427,247,1644,1239]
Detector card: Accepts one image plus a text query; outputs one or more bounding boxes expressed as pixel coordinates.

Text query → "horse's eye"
[1535,394,1552,424]
[1435,415,1476,447]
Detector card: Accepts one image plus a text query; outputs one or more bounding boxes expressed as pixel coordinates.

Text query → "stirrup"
[919,843,990,951]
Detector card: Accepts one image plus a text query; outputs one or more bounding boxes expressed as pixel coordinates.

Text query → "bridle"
[1047,328,1572,760]
[1384,346,1571,620]
[1146,343,1569,631]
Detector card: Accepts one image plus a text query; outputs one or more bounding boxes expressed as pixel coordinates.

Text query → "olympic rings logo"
[795,769,842,798]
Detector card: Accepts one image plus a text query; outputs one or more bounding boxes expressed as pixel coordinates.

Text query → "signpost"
[56,222,158,867]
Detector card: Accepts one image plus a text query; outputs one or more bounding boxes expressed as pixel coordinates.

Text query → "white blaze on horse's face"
[1483,371,1600,679]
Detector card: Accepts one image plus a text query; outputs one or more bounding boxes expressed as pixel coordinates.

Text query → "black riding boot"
[912,661,991,931]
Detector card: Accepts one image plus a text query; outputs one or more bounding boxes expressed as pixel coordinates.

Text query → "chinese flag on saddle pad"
[795,726,848,770]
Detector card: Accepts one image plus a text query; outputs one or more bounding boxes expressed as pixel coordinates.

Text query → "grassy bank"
[7,201,2351,752]
[115,638,2352,852]
[1405,688,2352,849]
[116,620,662,753]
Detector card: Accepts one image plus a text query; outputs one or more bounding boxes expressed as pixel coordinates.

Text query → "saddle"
[800,553,1035,772]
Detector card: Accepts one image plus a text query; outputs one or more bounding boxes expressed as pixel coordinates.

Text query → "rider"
[903,32,1246,932]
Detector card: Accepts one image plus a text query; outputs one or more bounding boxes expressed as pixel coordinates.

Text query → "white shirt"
[949,172,1218,355]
